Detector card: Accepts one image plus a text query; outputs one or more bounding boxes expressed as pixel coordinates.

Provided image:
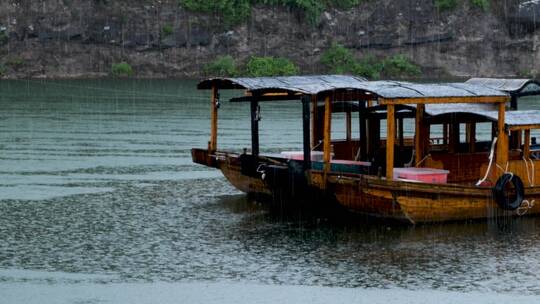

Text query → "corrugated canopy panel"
[198,76,508,99]
[197,75,368,93]
[426,108,540,127]
[484,110,540,127]
[425,103,498,116]
[357,81,508,99]
[466,78,540,96]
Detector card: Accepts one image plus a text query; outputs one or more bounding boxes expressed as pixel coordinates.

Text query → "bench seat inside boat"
[312,159,371,174]
[260,153,371,174]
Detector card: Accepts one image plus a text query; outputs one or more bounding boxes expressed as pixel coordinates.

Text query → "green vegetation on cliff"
[6,57,24,68]
[245,56,299,76]
[320,43,356,74]
[320,43,420,79]
[434,0,489,12]
[180,0,491,27]
[203,44,419,79]
[179,0,252,26]
[179,0,363,26]
[434,0,457,11]
[204,56,298,77]
[0,32,7,44]
[111,62,134,77]
[162,24,174,36]
[470,0,489,11]
[203,56,238,77]
[381,55,421,78]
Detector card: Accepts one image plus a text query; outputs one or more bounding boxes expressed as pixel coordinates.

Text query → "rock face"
[0,0,539,78]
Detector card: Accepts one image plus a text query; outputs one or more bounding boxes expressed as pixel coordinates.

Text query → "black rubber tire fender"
[493,173,525,211]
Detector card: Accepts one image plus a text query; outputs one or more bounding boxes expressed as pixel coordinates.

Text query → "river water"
[1,79,540,303]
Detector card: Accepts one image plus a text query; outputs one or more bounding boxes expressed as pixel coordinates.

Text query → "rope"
[517,199,536,216]
[405,149,415,167]
[476,137,498,186]
[415,153,430,167]
[495,162,512,179]
[523,156,533,186]
[311,140,323,151]
[529,157,535,186]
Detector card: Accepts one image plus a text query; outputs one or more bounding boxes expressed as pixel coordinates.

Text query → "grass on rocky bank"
[179,0,491,27]
[111,62,134,77]
[435,0,490,12]
[204,44,420,79]
[179,0,364,26]
[203,56,299,77]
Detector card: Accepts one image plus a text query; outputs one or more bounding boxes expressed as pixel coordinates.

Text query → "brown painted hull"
[218,158,273,196]
[312,171,540,224]
[193,149,540,224]
[191,148,272,195]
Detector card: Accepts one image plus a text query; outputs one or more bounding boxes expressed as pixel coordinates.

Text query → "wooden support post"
[466,123,476,153]
[524,129,531,157]
[311,95,318,148]
[250,98,260,156]
[368,117,380,158]
[302,95,311,170]
[209,85,218,152]
[449,122,459,153]
[511,95,518,110]
[346,110,352,141]
[510,130,519,150]
[323,94,332,172]
[359,101,367,160]
[398,117,404,149]
[386,104,396,179]
[443,123,448,145]
[415,104,425,166]
[496,102,508,175]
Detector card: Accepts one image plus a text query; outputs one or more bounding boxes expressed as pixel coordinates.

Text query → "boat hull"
[312,171,540,224]
[193,148,540,224]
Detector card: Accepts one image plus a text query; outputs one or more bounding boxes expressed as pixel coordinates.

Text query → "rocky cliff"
[0,0,539,79]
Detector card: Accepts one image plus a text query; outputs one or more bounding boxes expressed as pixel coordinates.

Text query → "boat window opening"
[531,134,540,159]
[510,130,522,151]
[401,118,415,138]
[475,122,493,153]
[427,121,493,154]
[330,112,360,141]
[459,123,467,144]
[327,111,363,161]
[257,101,302,155]
[430,125,445,147]
[379,118,387,140]
[531,130,540,145]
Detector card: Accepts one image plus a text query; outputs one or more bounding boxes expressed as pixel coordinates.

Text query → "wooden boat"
[192,76,540,224]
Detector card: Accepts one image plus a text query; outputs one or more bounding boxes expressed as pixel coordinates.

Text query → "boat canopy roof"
[358,81,507,100]
[197,75,367,94]
[426,108,540,130]
[198,76,508,100]
[466,78,540,97]
[424,103,496,116]
[361,103,540,129]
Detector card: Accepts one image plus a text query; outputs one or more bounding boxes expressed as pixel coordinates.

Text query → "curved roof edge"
[466,78,540,96]
[426,106,540,128]
[198,76,508,100]
[197,75,368,94]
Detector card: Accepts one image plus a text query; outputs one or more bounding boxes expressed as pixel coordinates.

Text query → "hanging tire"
[493,174,525,211]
